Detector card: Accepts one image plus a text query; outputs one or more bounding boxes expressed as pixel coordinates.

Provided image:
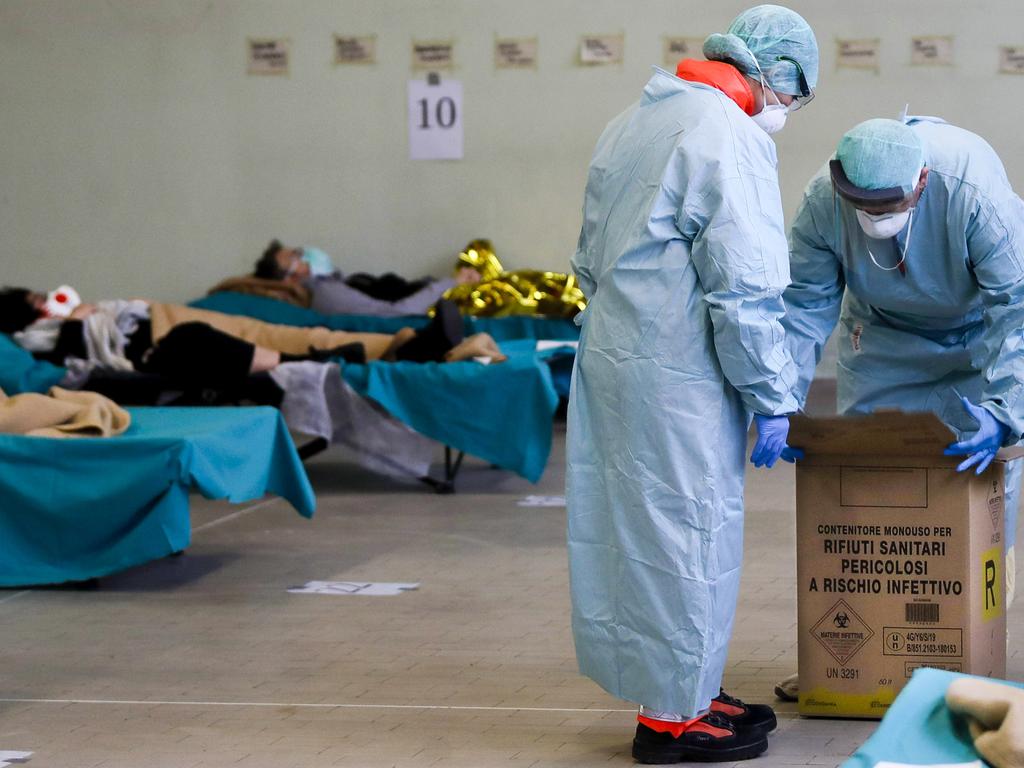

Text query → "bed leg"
[447,448,465,484]
[418,447,466,494]
[297,437,329,461]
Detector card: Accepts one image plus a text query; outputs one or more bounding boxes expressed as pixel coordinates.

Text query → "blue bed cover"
[843,667,1024,766]
[189,294,565,480]
[0,406,315,586]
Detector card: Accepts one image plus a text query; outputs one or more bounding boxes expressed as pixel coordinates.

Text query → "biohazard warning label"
[988,479,1002,533]
[810,600,874,665]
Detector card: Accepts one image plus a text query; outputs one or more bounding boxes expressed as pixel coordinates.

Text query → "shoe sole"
[734,717,777,736]
[631,735,768,764]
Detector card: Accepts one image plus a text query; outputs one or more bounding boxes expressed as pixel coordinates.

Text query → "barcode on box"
[905,603,939,623]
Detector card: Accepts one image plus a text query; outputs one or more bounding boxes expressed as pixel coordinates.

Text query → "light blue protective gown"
[567,68,800,716]
[784,117,1024,563]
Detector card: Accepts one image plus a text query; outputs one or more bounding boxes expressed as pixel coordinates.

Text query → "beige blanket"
[0,387,131,438]
[148,302,396,359]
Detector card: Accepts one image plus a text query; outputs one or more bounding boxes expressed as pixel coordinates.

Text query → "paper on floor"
[288,581,419,596]
[536,340,578,352]
[874,762,983,768]
[517,495,566,507]
[0,753,33,763]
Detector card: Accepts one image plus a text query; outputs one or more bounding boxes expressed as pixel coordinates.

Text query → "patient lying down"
[0,288,506,392]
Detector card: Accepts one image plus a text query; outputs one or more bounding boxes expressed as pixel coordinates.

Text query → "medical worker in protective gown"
[772,117,1024,702]
[566,5,817,763]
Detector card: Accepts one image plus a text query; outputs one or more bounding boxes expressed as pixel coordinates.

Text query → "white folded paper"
[288,581,419,596]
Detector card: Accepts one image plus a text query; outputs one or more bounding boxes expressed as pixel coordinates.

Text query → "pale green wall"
[2,0,1022,316]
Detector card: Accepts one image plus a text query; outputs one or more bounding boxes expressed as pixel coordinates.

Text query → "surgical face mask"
[42,285,82,318]
[750,76,789,135]
[299,246,334,277]
[855,209,911,240]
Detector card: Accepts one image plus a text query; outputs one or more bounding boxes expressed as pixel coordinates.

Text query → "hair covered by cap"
[836,119,926,196]
[703,4,818,96]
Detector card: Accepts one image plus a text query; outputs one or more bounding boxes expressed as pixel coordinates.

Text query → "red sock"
[637,713,706,739]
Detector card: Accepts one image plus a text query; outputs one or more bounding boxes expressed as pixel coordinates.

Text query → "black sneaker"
[632,712,768,764]
[711,689,778,735]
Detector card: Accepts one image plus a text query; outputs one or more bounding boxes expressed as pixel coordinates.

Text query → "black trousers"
[140,322,255,391]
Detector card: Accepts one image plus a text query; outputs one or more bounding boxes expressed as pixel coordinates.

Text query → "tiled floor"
[1,405,1021,766]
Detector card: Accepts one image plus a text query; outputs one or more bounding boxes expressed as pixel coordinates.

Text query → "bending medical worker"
[783,117,1024,609]
[776,118,1024,703]
[566,5,816,763]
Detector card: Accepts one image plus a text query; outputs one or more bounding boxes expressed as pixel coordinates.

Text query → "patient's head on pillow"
[0,287,45,334]
[255,239,285,279]
[255,239,307,282]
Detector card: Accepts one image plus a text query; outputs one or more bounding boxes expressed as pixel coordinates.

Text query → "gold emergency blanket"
[0,386,130,438]
[442,240,586,319]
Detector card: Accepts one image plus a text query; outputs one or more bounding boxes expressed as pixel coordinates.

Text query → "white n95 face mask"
[750,71,789,135]
[751,103,788,135]
[856,208,911,240]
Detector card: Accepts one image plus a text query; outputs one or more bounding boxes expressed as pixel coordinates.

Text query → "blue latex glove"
[751,414,805,468]
[943,397,1010,474]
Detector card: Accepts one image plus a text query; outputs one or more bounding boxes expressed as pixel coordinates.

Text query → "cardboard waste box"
[789,411,1016,719]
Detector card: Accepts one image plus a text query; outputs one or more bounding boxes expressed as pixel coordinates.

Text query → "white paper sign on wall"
[580,34,624,66]
[495,37,538,70]
[911,36,954,66]
[837,38,880,72]
[999,46,1024,74]
[408,79,463,160]
[412,40,455,70]
[663,37,704,69]
[247,38,290,76]
[334,35,376,65]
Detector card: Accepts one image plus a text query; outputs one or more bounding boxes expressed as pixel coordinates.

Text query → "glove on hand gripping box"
[789,411,1017,718]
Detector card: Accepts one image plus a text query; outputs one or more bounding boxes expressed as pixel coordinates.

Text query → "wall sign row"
[247,35,1024,77]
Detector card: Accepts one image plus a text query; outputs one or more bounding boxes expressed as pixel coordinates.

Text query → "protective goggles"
[777,56,814,111]
[829,159,907,207]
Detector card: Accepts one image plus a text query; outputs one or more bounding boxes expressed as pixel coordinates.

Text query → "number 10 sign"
[407,79,463,160]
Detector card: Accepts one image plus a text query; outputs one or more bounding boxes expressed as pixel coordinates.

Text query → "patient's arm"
[69,304,98,320]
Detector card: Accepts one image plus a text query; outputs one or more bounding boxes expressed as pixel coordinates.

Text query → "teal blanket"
[190,291,581,341]
[844,668,1024,766]
[189,293,563,480]
[0,407,315,586]
[1,320,561,481]
[0,332,66,394]
[342,339,559,482]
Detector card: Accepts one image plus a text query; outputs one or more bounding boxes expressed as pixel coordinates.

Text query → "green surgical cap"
[703,4,818,96]
[836,119,926,196]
